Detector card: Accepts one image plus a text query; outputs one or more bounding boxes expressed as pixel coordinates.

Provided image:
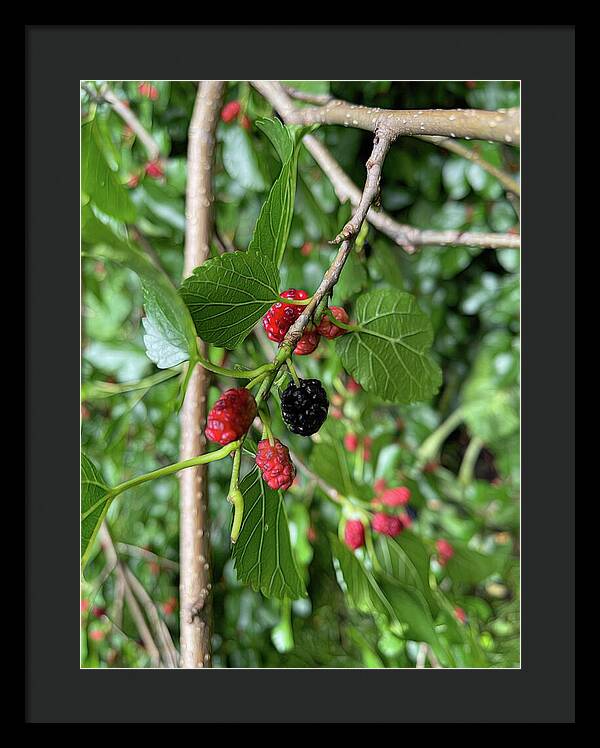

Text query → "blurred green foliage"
[81,80,520,668]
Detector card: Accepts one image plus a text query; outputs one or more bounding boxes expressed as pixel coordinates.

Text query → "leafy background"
[81,81,520,668]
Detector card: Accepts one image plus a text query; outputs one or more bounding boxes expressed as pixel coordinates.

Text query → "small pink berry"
[373,478,388,496]
[344,519,365,550]
[380,486,411,507]
[344,433,359,452]
[454,606,467,624]
[436,539,454,566]
[221,100,241,123]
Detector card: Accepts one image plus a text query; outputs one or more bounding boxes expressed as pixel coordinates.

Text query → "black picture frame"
[26,25,575,723]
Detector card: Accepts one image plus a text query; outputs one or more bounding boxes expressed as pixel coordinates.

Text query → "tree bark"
[179,80,224,669]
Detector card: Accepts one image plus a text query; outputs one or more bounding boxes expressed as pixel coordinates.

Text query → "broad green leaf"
[222,125,268,192]
[81,121,135,222]
[83,211,198,368]
[179,250,280,349]
[247,119,315,267]
[232,469,306,600]
[445,544,507,585]
[81,453,112,568]
[335,289,442,404]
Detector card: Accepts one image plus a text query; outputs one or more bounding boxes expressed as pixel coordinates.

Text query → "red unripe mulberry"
[205,388,257,446]
[380,486,411,507]
[316,306,350,339]
[262,289,308,343]
[138,82,159,100]
[256,439,296,491]
[344,519,366,550]
[374,478,388,496]
[436,539,454,566]
[294,330,320,355]
[221,100,241,123]
[372,512,404,537]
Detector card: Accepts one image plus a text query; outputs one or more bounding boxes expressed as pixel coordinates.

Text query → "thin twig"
[99,84,161,160]
[179,80,224,669]
[116,542,179,571]
[99,524,161,667]
[417,135,520,197]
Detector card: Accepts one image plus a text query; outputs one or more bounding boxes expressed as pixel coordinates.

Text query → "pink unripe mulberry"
[205,388,257,446]
[436,539,455,566]
[145,159,164,179]
[344,519,365,550]
[372,512,404,538]
[454,606,467,624]
[255,439,296,491]
[221,100,241,123]
[344,433,359,452]
[374,478,388,496]
[380,486,411,507]
[138,82,159,100]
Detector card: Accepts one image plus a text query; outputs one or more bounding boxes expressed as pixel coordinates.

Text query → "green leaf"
[247,119,315,267]
[81,121,135,222]
[375,533,437,613]
[81,453,112,569]
[445,544,507,585]
[335,289,442,404]
[222,125,268,192]
[231,469,306,600]
[83,211,198,368]
[179,250,280,349]
[330,535,440,650]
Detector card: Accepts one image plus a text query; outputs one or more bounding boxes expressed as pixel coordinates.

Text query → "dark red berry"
[294,330,320,355]
[92,606,106,619]
[316,306,350,339]
[380,486,411,507]
[145,160,164,179]
[221,100,241,123]
[372,512,404,537]
[344,519,365,550]
[205,388,257,445]
[262,289,308,343]
[255,439,296,491]
[436,539,454,566]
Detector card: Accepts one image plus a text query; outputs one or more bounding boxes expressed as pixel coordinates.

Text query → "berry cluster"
[262,289,350,357]
[344,482,414,550]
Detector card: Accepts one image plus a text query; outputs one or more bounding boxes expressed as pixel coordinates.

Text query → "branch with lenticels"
[251,81,520,252]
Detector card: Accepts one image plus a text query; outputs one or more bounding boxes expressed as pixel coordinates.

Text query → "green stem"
[107,441,240,503]
[322,309,360,333]
[82,367,181,400]
[286,359,300,386]
[228,448,244,543]
[458,435,484,486]
[195,350,273,380]
[282,296,312,306]
[416,407,465,467]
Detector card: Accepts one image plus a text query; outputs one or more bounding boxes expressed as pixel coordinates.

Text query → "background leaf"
[81,453,112,568]
[179,250,280,349]
[81,121,135,222]
[335,289,442,403]
[83,211,198,368]
[247,119,315,267]
[232,469,306,600]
